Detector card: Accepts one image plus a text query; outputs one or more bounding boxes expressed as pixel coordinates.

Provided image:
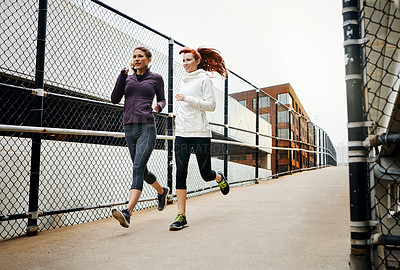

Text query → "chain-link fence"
[344,0,400,269]
[1,0,336,240]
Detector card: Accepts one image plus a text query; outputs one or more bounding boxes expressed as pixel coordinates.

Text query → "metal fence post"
[224,76,228,178]
[343,0,371,268]
[275,101,279,175]
[323,131,326,166]
[307,121,310,169]
[167,38,174,204]
[298,114,301,172]
[325,132,328,166]
[289,111,293,174]
[322,129,325,166]
[255,89,259,183]
[27,0,48,236]
[313,124,316,168]
[318,128,323,166]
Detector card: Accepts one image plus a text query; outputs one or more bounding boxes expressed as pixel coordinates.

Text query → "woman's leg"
[123,124,141,215]
[127,189,141,216]
[112,124,141,227]
[124,123,159,215]
[174,136,191,216]
[140,124,163,194]
[145,167,164,195]
[169,137,190,230]
[193,137,230,195]
[192,138,217,182]
[176,189,187,215]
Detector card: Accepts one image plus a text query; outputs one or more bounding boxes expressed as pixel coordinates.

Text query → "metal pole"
[326,133,329,165]
[322,129,326,166]
[321,130,324,166]
[323,131,326,166]
[343,0,371,268]
[318,128,322,167]
[307,121,310,169]
[224,76,228,178]
[255,89,259,182]
[313,124,316,168]
[27,0,48,236]
[326,134,329,165]
[325,133,328,166]
[275,101,279,175]
[298,114,301,171]
[289,111,292,174]
[167,38,174,204]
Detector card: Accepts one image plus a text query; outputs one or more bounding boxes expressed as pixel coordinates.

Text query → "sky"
[102,0,347,147]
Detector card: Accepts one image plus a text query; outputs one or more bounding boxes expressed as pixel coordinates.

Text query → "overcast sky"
[102,0,347,146]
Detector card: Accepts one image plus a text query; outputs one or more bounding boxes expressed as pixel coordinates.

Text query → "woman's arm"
[110,69,127,104]
[154,75,166,112]
[183,78,216,112]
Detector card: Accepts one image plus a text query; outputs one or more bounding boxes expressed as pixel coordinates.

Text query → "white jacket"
[175,69,216,137]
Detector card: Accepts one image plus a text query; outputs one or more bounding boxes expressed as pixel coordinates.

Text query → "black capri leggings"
[175,136,217,189]
[124,123,157,190]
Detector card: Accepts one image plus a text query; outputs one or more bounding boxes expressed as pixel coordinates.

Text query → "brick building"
[230,83,316,175]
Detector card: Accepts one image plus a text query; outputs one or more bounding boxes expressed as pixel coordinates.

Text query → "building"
[230,83,316,175]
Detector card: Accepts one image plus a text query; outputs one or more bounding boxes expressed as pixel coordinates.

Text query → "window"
[278,165,289,173]
[260,96,270,108]
[277,93,293,106]
[260,113,270,123]
[279,150,289,159]
[253,96,270,109]
[278,128,289,139]
[238,100,247,107]
[230,155,247,161]
[278,111,289,123]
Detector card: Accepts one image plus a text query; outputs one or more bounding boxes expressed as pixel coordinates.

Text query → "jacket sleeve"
[111,69,127,104]
[183,78,216,112]
[155,75,166,111]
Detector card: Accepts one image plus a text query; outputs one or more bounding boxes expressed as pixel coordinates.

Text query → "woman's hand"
[175,94,185,101]
[154,105,160,113]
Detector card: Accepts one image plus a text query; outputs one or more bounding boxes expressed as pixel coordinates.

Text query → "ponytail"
[179,47,228,78]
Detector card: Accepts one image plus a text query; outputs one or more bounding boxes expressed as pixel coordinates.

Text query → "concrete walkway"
[0,166,350,270]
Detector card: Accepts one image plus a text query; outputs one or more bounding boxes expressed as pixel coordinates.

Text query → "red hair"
[179,47,227,78]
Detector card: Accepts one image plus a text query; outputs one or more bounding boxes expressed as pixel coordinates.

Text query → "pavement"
[0,166,350,270]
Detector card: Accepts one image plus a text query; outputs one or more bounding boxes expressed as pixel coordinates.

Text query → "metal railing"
[343,0,400,269]
[0,0,336,239]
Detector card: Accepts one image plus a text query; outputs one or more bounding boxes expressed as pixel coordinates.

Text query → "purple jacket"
[111,69,166,124]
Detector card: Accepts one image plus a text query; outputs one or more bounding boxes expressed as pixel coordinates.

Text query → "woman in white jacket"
[170,47,230,231]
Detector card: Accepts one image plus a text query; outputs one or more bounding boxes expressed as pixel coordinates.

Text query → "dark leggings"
[175,136,217,189]
[124,123,157,190]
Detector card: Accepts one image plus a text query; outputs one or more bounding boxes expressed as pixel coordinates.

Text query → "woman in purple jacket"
[110,47,169,228]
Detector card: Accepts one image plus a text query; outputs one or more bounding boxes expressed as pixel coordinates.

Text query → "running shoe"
[169,211,188,231]
[112,208,130,228]
[217,171,230,195]
[157,187,170,211]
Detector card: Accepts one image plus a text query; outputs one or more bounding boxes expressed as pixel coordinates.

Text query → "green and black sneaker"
[217,171,230,195]
[169,211,188,231]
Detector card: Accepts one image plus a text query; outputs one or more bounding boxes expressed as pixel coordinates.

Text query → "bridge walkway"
[0,166,350,269]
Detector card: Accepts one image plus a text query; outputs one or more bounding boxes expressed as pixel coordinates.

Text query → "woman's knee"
[175,179,187,190]
[200,170,216,182]
[144,170,156,185]
[130,179,143,190]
